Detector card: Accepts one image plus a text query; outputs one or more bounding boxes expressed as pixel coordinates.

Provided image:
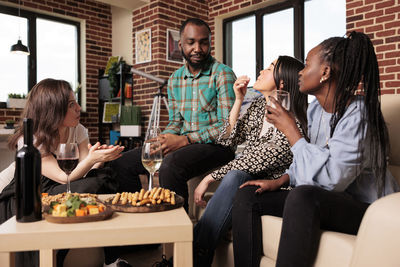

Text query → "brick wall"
[131,0,208,133]
[346,0,400,95]
[0,0,112,143]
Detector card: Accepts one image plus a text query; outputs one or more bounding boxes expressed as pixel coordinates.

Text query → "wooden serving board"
[104,194,184,213]
[43,207,113,224]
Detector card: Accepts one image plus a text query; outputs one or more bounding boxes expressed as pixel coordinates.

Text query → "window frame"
[223,0,304,75]
[0,4,81,93]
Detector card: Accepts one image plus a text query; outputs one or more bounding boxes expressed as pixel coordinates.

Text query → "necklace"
[315,109,331,147]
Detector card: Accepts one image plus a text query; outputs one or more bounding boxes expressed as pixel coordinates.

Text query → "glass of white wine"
[57,143,79,193]
[141,127,163,190]
[266,90,291,149]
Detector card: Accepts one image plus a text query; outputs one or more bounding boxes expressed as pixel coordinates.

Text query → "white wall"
[112,6,133,65]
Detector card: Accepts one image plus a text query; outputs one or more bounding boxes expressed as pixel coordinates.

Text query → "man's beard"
[181,49,211,70]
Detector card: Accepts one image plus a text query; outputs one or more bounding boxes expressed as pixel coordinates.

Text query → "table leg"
[0,252,14,267]
[40,249,55,267]
[174,241,192,267]
[162,243,173,259]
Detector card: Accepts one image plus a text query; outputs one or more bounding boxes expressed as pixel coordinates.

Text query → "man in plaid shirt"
[113,18,236,210]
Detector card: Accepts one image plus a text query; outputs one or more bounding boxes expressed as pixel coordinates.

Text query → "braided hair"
[319,31,389,196]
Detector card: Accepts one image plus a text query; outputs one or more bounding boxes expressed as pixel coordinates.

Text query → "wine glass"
[141,135,163,191]
[266,90,291,149]
[57,143,79,193]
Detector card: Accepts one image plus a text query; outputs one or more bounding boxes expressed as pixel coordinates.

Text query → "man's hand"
[159,133,189,155]
[239,174,290,194]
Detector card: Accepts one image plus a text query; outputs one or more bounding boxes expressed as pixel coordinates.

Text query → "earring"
[320,77,325,83]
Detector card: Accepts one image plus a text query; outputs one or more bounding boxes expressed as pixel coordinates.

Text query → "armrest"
[350,192,400,267]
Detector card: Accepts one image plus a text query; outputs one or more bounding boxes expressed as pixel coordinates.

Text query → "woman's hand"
[87,142,124,164]
[240,174,290,194]
[233,76,250,101]
[194,174,215,207]
[265,97,302,146]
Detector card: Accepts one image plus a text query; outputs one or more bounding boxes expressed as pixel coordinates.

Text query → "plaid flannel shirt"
[162,57,236,143]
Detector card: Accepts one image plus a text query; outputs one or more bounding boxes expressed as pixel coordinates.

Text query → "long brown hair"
[8,79,72,155]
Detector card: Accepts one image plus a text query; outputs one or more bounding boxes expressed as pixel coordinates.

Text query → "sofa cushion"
[261,215,356,267]
[349,192,400,267]
[261,215,282,261]
[381,94,400,167]
[313,231,355,267]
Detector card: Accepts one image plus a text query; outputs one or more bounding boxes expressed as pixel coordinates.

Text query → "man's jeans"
[193,170,253,267]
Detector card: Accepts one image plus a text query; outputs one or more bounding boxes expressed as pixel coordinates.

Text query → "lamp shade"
[10,39,30,55]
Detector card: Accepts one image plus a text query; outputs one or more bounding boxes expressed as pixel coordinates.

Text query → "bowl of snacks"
[105,187,183,213]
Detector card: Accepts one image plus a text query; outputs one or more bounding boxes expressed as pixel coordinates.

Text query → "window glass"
[263,8,294,69]
[0,13,28,102]
[305,0,346,55]
[230,16,256,86]
[305,0,346,102]
[37,18,78,91]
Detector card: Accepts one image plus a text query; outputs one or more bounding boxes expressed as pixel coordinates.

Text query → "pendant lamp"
[10,0,30,55]
[10,39,30,55]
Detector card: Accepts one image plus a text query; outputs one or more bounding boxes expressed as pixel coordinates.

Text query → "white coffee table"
[0,207,192,267]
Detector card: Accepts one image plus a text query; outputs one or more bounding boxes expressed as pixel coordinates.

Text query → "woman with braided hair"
[232,31,399,267]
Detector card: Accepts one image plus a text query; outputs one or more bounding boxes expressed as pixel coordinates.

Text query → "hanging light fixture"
[10,0,30,55]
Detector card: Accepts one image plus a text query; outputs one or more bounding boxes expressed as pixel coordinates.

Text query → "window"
[0,5,80,102]
[0,13,28,102]
[225,16,256,86]
[263,8,294,68]
[224,0,345,87]
[304,0,346,55]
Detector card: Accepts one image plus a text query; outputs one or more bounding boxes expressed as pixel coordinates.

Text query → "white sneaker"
[103,258,132,267]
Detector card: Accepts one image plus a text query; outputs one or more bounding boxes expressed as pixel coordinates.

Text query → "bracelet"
[186,135,192,144]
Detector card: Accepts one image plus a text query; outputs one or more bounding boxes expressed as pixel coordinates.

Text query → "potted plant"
[7,93,27,109]
[5,119,15,129]
[107,57,126,98]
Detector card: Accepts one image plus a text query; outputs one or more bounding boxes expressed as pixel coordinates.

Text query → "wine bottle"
[15,118,42,222]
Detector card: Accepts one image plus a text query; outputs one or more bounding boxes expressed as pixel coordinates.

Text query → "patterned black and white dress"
[210,96,304,181]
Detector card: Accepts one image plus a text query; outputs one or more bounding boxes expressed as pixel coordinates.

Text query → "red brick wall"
[0,0,112,143]
[131,0,208,133]
[346,0,400,95]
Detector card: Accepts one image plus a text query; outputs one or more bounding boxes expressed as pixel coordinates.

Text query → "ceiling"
[95,0,149,10]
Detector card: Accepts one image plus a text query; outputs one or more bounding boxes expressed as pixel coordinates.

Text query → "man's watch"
[186,135,192,144]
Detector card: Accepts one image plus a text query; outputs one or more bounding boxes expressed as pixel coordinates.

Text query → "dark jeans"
[112,143,235,210]
[232,185,370,267]
[193,170,253,267]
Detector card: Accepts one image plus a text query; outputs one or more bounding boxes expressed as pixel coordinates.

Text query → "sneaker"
[152,254,173,267]
[103,258,133,267]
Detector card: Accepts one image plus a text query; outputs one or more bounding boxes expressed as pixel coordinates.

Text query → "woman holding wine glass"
[192,56,308,267]
[3,78,129,267]
[232,32,399,267]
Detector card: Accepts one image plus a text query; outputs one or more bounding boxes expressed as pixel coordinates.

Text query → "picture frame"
[103,102,121,123]
[166,29,183,63]
[135,28,152,64]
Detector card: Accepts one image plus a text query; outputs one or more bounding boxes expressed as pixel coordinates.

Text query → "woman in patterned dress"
[192,55,308,267]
